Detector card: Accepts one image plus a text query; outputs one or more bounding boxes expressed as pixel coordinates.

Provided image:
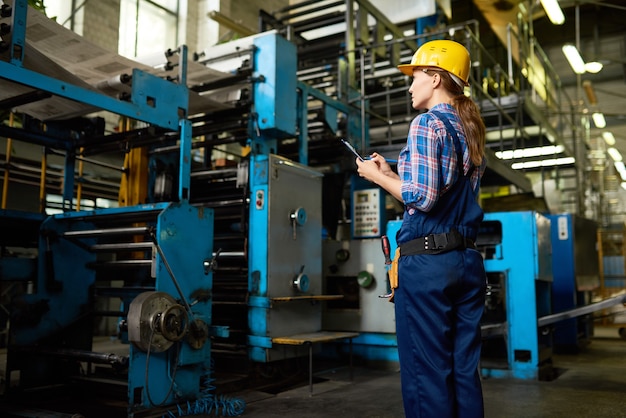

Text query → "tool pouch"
[387,248,400,303]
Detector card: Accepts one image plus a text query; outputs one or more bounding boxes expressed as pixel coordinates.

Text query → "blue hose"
[162,371,246,417]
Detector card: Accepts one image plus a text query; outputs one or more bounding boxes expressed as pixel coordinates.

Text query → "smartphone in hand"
[341,139,364,162]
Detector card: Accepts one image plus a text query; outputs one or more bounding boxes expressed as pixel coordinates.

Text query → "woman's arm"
[356,153,403,202]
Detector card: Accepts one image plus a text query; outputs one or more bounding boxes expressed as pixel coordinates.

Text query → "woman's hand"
[356,152,399,183]
[369,152,395,177]
[355,157,379,183]
[356,152,402,201]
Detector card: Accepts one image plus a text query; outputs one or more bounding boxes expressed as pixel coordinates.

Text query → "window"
[119,0,179,58]
[43,0,84,34]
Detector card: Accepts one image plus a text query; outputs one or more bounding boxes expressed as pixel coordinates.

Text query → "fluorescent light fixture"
[607,147,622,162]
[603,132,616,146]
[495,145,564,160]
[592,112,606,128]
[562,44,586,74]
[511,157,575,169]
[584,61,603,73]
[540,0,565,25]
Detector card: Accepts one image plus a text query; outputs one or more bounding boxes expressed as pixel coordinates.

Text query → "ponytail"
[453,95,486,166]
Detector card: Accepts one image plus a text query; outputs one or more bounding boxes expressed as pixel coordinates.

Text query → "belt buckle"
[427,233,448,250]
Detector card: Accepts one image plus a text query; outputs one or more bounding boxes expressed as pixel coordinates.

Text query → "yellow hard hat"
[397,40,471,85]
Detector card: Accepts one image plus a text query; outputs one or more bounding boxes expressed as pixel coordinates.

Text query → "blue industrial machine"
[6,202,217,416]
[547,213,599,352]
[246,153,325,362]
[478,211,554,380]
[187,30,363,375]
[0,1,227,416]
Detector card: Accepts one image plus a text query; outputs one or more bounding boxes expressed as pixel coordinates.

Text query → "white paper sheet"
[0,2,237,121]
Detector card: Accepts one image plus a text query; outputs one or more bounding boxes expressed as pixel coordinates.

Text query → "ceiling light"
[562,44,586,74]
[603,132,616,146]
[607,147,622,162]
[592,112,606,129]
[511,157,575,169]
[540,0,565,25]
[584,61,603,73]
[495,145,564,160]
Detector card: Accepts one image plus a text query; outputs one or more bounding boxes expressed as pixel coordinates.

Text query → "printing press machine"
[0,1,367,414]
[0,1,230,416]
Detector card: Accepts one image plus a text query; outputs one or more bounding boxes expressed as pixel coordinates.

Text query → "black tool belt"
[400,228,475,256]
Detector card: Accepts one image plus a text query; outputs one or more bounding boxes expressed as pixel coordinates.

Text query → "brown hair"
[427,70,486,166]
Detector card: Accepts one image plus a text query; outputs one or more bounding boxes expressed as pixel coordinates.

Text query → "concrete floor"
[0,327,624,417]
[237,327,626,418]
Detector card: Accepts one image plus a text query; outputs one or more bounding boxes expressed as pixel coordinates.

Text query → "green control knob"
[357,271,374,288]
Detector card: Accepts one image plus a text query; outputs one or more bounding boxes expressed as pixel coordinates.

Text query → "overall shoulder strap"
[430,110,475,178]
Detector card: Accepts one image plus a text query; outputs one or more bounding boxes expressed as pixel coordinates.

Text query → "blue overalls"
[394,110,486,418]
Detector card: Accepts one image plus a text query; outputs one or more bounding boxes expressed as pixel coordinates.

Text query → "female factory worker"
[356,39,487,418]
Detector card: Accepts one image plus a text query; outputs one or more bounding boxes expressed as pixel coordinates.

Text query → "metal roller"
[20,346,129,368]
[62,226,150,238]
[188,163,250,359]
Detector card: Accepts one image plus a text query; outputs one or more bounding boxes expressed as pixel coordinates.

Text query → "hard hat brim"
[397,64,417,76]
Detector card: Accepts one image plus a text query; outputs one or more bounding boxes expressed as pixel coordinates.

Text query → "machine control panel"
[352,188,382,238]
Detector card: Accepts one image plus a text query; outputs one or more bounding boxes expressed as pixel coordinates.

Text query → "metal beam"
[538,293,626,327]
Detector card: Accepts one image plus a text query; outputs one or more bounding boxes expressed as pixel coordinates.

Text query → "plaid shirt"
[398,103,485,212]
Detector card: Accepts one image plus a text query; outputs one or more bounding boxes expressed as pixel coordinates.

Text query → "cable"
[161,368,246,417]
[145,326,181,407]
[143,319,245,416]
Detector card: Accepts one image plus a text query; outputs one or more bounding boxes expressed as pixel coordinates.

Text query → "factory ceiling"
[468,0,626,175]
